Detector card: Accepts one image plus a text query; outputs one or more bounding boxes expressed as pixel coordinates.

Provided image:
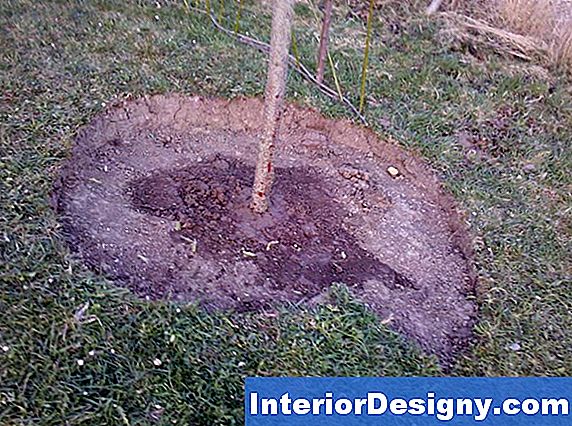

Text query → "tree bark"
[250,0,295,214]
[316,0,334,85]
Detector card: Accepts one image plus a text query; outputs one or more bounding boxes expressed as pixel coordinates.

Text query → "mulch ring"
[54,94,476,361]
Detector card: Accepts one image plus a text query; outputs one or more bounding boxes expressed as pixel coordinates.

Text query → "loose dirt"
[55,94,476,360]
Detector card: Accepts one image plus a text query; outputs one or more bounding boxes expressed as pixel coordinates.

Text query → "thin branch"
[189,6,368,124]
[316,0,333,84]
[359,0,375,114]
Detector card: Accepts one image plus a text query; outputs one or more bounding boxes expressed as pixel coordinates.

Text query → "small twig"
[74,302,90,322]
[188,5,368,125]
[426,0,445,16]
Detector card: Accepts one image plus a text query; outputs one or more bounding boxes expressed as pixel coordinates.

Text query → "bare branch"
[316,0,334,85]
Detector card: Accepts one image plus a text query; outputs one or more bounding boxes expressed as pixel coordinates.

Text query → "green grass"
[1,0,571,424]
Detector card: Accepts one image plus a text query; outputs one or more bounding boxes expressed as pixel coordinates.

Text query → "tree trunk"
[250,0,294,214]
[316,0,334,85]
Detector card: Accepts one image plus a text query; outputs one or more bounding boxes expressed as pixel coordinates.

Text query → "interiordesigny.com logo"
[249,390,567,420]
[245,377,572,425]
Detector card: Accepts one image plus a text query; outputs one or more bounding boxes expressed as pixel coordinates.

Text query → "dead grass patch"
[439,0,572,72]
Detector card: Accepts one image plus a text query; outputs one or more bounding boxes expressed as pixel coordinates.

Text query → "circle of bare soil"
[55,94,476,360]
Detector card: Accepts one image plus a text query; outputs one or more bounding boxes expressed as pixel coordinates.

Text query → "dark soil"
[129,155,414,308]
[55,94,477,360]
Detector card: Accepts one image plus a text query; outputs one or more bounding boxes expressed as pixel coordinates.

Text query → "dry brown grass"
[439,0,572,72]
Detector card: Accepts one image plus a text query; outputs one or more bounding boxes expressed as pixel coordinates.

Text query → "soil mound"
[55,94,476,359]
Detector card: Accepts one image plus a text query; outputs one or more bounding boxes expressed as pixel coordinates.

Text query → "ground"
[1,0,571,425]
[55,94,475,359]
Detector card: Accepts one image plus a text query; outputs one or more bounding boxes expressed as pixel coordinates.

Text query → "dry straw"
[440,0,572,72]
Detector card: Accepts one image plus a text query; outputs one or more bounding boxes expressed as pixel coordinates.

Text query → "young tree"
[250,0,295,214]
[316,0,334,85]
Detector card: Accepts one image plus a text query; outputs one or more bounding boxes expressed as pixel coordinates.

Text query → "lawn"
[1,0,571,424]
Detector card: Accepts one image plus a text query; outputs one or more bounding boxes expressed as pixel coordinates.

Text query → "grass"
[1,0,571,424]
